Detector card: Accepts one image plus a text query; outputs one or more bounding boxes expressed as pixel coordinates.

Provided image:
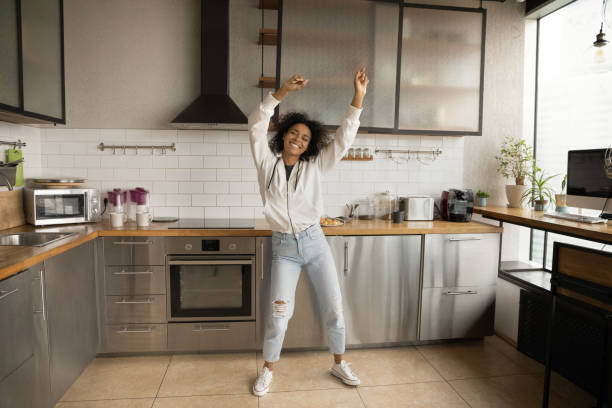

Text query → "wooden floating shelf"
[259,0,279,10]
[259,28,278,45]
[258,76,277,89]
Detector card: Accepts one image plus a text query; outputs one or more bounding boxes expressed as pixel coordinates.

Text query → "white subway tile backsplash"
[179,156,203,168]
[37,128,465,219]
[218,169,242,181]
[191,169,216,181]
[165,168,190,181]
[217,144,242,156]
[179,181,204,194]
[203,156,228,168]
[180,206,204,218]
[167,194,191,207]
[204,182,229,194]
[192,194,216,206]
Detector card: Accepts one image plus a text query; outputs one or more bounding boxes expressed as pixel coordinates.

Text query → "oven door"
[166,256,255,322]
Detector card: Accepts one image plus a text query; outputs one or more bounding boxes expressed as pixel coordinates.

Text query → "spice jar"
[347,148,355,160]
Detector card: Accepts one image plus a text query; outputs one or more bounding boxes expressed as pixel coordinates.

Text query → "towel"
[7,149,23,187]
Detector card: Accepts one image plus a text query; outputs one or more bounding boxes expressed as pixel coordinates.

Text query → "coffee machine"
[441,189,474,222]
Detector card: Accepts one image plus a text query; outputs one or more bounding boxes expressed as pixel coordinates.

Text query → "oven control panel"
[166,237,255,255]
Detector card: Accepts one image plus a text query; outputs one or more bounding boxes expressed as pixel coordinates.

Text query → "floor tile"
[358,381,470,408]
[256,350,345,392]
[153,394,257,407]
[55,400,153,408]
[260,388,364,408]
[343,347,442,386]
[60,356,170,401]
[545,371,597,408]
[417,340,526,380]
[484,336,543,374]
[157,353,256,397]
[449,374,574,408]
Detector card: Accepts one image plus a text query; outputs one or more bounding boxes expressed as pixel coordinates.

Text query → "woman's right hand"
[273,74,309,101]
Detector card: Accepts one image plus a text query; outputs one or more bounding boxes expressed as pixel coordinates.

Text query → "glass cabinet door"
[279,0,399,129]
[399,6,484,133]
[0,0,20,109]
[21,0,64,121]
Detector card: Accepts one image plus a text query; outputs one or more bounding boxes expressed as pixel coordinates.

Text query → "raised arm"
[318,67,369,173]
[248,75,309,171]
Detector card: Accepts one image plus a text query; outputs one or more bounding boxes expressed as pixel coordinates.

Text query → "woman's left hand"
[351,67,369,109]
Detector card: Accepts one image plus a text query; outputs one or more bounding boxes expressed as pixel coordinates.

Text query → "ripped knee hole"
[272,300,289,318]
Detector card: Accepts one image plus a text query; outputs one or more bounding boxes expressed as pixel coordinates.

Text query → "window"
[531,0,612,267]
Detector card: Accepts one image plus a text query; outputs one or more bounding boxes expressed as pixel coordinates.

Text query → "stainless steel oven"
[165,237,256,322]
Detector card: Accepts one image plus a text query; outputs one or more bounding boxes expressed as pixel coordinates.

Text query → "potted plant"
[495,136,534,208]
[476,190,490,207]
[555,174,569,213]
[521,166,558,211]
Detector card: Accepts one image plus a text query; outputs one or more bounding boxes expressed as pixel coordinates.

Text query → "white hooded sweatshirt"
[248,93,362,234]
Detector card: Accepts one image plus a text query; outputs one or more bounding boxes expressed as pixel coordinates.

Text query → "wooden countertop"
[0,218,501,281]
[474,206,612,244]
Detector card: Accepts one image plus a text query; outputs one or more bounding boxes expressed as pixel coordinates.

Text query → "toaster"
[400,196,434,221]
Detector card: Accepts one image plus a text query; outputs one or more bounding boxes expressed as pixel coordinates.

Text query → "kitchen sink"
[0,232,76,247]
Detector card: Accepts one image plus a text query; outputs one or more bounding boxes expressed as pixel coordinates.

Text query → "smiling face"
[283,123,311,158]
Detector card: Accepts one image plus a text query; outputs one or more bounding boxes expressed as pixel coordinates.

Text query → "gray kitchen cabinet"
[100,237,167,353]
[0,269,33,383]
[0,355,35,408]
[419,233,500,340]
[44,241,97,403]
[341,235,422,345]
[0,0,20,109]
[30,262,51,408]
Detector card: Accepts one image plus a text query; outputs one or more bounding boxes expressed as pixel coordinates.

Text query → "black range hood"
[171,0,248,130]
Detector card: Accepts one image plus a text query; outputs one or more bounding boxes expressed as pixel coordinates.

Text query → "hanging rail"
[98,142,176,155]
[0,140,27,148]
[375,147,443,157]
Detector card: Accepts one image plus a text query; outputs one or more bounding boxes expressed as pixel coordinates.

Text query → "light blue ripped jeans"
[262,224,345,363]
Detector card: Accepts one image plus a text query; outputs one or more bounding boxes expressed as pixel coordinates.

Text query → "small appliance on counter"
[24,179,100,225]
[399,196,435,221]
[441,189,474,222]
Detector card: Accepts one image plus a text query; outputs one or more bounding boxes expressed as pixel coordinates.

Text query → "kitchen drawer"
[419,285,496,341]
[0,356,35,408]
[167,321,256,352]
[105,295,166,324]
[103,237,165,266]
[0,270,33,381]
[105,265,166,295]
[423,233,499,288]
[104,324,167,353]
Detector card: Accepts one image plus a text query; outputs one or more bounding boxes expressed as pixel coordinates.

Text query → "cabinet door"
[30,263,51,408]
[45,241,97,403]
[0,356,35,408]
[423,233,500,288]
[399,5,485,133]
[20,0,64,120]
[342,235,421,344]
[0,0,20,109]
[0,269,33,381]
[279,0,399,128]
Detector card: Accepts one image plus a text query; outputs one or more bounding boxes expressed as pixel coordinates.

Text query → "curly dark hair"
[269,112,330,161]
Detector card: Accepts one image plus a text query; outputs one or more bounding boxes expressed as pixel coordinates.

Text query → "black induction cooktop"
[167,218,255,229]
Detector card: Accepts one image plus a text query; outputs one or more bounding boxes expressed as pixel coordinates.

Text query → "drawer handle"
[112,241,154,245]
[117,327,153,334]
[260,240,264,281]
[0,288,19,301]
[445,290,478,295]
[115,298,153,304]
[192,324,230,332]
[113,270,153,275]
[448,237,482,241]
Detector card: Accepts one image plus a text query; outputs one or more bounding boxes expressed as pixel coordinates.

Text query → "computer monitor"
[566,148,612,214]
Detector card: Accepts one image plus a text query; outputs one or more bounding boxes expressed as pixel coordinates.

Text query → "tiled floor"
[55,336,595,408]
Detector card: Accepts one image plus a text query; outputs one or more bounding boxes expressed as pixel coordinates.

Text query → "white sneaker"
[331,360,360,386]
[253,367,273,396]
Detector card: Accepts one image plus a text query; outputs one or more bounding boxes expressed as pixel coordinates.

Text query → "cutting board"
[0,189,26,230]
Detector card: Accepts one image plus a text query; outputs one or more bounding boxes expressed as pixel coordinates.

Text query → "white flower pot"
[505,185,528,208]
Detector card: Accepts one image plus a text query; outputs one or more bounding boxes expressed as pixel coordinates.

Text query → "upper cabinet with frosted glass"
[0,0,65,125]
[278,0,486,135]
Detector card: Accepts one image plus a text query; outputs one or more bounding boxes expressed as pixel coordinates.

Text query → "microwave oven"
[24,187,101,226]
